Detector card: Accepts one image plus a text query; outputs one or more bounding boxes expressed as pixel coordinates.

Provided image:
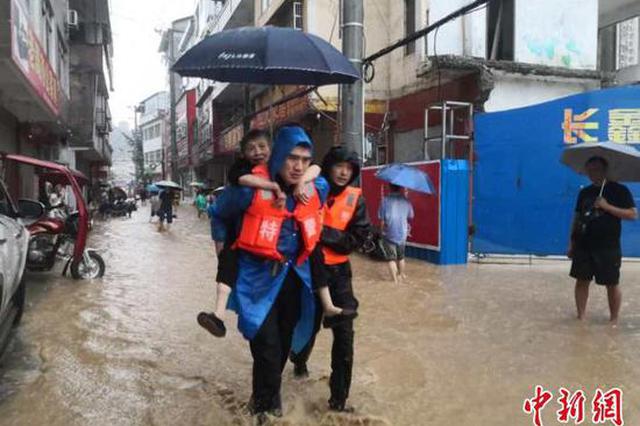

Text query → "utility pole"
[340,0,364,159]
[169,29,179,182]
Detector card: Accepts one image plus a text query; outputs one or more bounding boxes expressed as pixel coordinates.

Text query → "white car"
[0,179,38,356]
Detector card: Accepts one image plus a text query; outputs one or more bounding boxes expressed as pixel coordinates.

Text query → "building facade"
[160,0,635,187]
[0,0,71,197]
[110,121,136,189]
[159,16,195,184]
[138,91,169,181]
[598,0,640,86]
[67,0,114,184]
[0,0,113,198]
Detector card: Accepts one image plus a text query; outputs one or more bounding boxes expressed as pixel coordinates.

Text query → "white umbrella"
[561,142,640,195]
[155,180,183,190]
[212,186,225,197]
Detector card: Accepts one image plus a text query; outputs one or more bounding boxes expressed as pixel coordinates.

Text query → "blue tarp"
[473,85,640,256]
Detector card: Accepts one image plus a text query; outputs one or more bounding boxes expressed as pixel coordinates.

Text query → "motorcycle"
[108,198,137,218]
[26,210,105,279]
[2,153,107,280]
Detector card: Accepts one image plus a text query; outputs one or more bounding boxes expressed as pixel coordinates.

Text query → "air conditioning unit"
[67,10,78,29]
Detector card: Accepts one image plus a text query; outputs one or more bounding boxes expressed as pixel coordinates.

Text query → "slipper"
[322,309,358,329]
[197,312,226,337]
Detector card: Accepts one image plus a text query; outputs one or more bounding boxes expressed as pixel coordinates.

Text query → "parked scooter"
[109,198,137,218]
[26,210,105,279]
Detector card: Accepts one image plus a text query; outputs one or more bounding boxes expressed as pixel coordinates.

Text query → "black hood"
[321,146,361,194]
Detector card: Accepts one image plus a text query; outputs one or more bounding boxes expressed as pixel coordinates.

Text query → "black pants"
[290,261,358,405]
[249,270,302,413]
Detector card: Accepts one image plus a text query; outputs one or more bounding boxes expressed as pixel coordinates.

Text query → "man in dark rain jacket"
[290,145,373,412]
[210,125,329,419]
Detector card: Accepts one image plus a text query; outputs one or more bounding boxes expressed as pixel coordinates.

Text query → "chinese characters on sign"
[562,108,640,145]
[608,109,640,143]
[10,0,61,116]
[523,386,624,426]
[562,108,599,144]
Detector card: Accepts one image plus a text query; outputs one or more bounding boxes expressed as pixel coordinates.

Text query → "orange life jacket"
[321,186,362,265]
[234,165,323,265]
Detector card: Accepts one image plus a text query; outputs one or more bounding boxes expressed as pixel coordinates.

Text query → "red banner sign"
[176,90,196,167]
[10,0,61,116]
[221,124,244,154]
[361,161,441,249]
[251,95,311,129]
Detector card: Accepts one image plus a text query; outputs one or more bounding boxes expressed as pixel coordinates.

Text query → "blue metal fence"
[472,86,640,256]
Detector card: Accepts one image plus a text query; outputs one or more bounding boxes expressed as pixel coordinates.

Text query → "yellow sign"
[562,108,599,144]
[608,109,640,143]
[562,107,640,145]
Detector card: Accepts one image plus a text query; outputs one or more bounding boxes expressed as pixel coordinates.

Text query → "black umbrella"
[172,26,360,86]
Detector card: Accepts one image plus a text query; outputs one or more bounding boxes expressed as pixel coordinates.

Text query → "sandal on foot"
[197,312,226,337]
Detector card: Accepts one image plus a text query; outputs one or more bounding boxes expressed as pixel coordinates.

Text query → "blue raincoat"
[211,127,328,353]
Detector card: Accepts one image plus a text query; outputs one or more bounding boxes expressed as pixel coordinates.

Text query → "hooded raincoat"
[210,126,328,352]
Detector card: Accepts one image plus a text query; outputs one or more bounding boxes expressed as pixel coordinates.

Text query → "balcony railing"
[206,0,252,35]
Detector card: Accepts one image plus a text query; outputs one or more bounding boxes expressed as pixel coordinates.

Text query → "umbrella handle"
[599,179,607,197]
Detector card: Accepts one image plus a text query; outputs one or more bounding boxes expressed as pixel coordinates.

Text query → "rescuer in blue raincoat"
[210,125,328,417]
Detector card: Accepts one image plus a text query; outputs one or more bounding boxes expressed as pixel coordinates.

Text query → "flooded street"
[2,205,640,425]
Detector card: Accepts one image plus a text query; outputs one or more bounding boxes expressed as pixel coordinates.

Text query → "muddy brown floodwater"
[1,205,640,425]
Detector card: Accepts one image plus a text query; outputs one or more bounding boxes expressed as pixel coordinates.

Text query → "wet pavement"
[1,204,640,425]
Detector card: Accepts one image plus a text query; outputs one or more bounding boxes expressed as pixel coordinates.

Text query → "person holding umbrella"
[157,188,173,232]
[209,125,329,419]
[155,180,182,232]
[375,164,433,284]
[173,24,362,421]
[567,155,637,325]
[563,143,640,325]
[379,184,414,284]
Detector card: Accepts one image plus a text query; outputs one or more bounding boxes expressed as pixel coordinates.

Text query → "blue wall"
[472,86,640,256]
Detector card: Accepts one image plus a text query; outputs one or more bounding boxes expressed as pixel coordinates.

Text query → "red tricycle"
[1,153,105,280]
